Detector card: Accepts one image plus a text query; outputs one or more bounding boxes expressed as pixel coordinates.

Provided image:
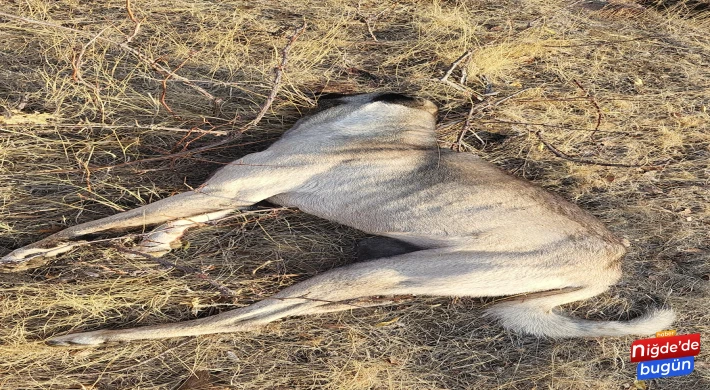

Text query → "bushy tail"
[485,288,675,338]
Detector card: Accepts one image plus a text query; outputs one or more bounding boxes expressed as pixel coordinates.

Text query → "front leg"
[2,150,320,271]
[130,209,235,257]
[1,190,235,271]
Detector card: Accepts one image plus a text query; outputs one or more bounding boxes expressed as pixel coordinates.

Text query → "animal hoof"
[127,224,191,259]
[46,331,108,347]
[0,241,85,272]
[125,241,177,259]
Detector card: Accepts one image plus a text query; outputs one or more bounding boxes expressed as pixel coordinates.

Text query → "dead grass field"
[0,0,708,389]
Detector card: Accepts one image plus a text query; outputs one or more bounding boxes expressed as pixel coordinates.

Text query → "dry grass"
[0,0,708,388]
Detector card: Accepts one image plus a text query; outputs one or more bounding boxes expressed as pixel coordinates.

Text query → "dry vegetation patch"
[0,0,708,388]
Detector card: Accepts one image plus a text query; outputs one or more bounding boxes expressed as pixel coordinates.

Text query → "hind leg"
[46,249,579,346]
[49,248,667,345]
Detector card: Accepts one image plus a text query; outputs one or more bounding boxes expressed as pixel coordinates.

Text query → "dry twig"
[231,20,307,127]
[572,79,603,138]
[0,123,229,135]
[71,27,109,84]
[532,130,660,168]
[0,11,220,110]
[91,20,310,169]
[124,0,142,43]
[453,103,484,151]
[360,3,398,42]
[433,50,482,97]
[437,78,478,95]
[0,12,307,171]
[159,55,194,118]
[441,50,472,82]
[452,89,531,151]
[118,43,223,112]
[71,27,111,119]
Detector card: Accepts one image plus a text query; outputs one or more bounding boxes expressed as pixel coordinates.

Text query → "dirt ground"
[0,0,708,389]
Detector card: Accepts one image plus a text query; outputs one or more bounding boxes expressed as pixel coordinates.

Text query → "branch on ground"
[532,129,668,168]
[572,79,603,139]
[0,12,308,172]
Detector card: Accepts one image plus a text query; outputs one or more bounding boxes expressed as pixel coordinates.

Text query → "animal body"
[1,92,673,346]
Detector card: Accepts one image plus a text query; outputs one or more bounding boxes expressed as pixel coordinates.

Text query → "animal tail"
[485,287,675,338]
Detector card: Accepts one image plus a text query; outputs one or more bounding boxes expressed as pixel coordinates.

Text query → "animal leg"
[44,249,571,345]
[130,209,235,257]
[1,190,237,271]
[301,298,400,315]
[45,248,672,345]
[2,150,318,271]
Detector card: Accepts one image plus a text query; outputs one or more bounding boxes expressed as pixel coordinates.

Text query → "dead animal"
[1,92,674,346]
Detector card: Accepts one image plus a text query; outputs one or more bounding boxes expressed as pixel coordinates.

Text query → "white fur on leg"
[1,241,87,271]
[46,330,111,346]
[130,210,234,257]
